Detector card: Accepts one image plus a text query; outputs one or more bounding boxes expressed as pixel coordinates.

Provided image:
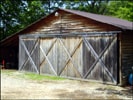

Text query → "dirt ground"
[1,71,133,99]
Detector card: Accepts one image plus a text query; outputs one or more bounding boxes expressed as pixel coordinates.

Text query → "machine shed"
[0,8,132,86]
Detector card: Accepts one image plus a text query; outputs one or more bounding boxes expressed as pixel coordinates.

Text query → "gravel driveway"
[1,70,132,99]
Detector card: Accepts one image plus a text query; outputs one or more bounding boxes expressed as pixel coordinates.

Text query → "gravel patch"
[1,71,132,99]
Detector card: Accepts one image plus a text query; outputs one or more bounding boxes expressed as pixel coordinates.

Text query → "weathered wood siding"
[34,11,119,34]
[40,37,83,78]
[19,37,40,73]
[19,33,118,84]
[121,33,133,82]
[83,35,118,84]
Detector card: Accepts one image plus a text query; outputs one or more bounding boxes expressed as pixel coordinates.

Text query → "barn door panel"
[83,35,117,84]
[102,36,117,83]
[56,38,69,76]
[70,38,83,77]
[58,37,83,78]
[19,38,39,73]
[83,39,96,77]
[40,38,58,75]
[19,39,27,70]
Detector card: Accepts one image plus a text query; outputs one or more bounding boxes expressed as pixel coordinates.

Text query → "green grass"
[24,72,65,81]
[1,69,65,81]
[1,69,16,75]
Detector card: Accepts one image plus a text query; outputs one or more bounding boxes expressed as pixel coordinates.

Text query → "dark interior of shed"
[0,47,18,69]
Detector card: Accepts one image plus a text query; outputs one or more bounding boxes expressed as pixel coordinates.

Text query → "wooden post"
[119,33,123,86]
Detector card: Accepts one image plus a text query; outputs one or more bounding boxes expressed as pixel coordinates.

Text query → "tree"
[19,0,45,26]
[63,0,133,21]
[64,0,109,14]
[0,0,22,40]
[105,1,133,21]
[0,0,45,41]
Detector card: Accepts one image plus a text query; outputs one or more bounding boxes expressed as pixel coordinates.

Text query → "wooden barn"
[0,8,132,85]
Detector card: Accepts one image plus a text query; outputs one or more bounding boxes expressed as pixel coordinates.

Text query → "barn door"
[39,37,83,77]
[19,37,40,73]
[82,34,118,84]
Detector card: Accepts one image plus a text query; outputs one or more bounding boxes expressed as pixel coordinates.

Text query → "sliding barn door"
[19,34,118,85]
[40,37,83,78]
[19,37,40,73]
[83,34,118,84]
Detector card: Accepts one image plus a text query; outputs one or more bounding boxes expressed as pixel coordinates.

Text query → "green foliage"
[0,0,22,40]
[106,1,133,21]
[1,69,15,75]
[20,1,45,26]
[24,72,65,81]
[1,69,65,81]
[0,0,45,41]
[64,0,109,14]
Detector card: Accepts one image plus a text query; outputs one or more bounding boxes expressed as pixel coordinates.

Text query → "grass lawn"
[1,69,66,81]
